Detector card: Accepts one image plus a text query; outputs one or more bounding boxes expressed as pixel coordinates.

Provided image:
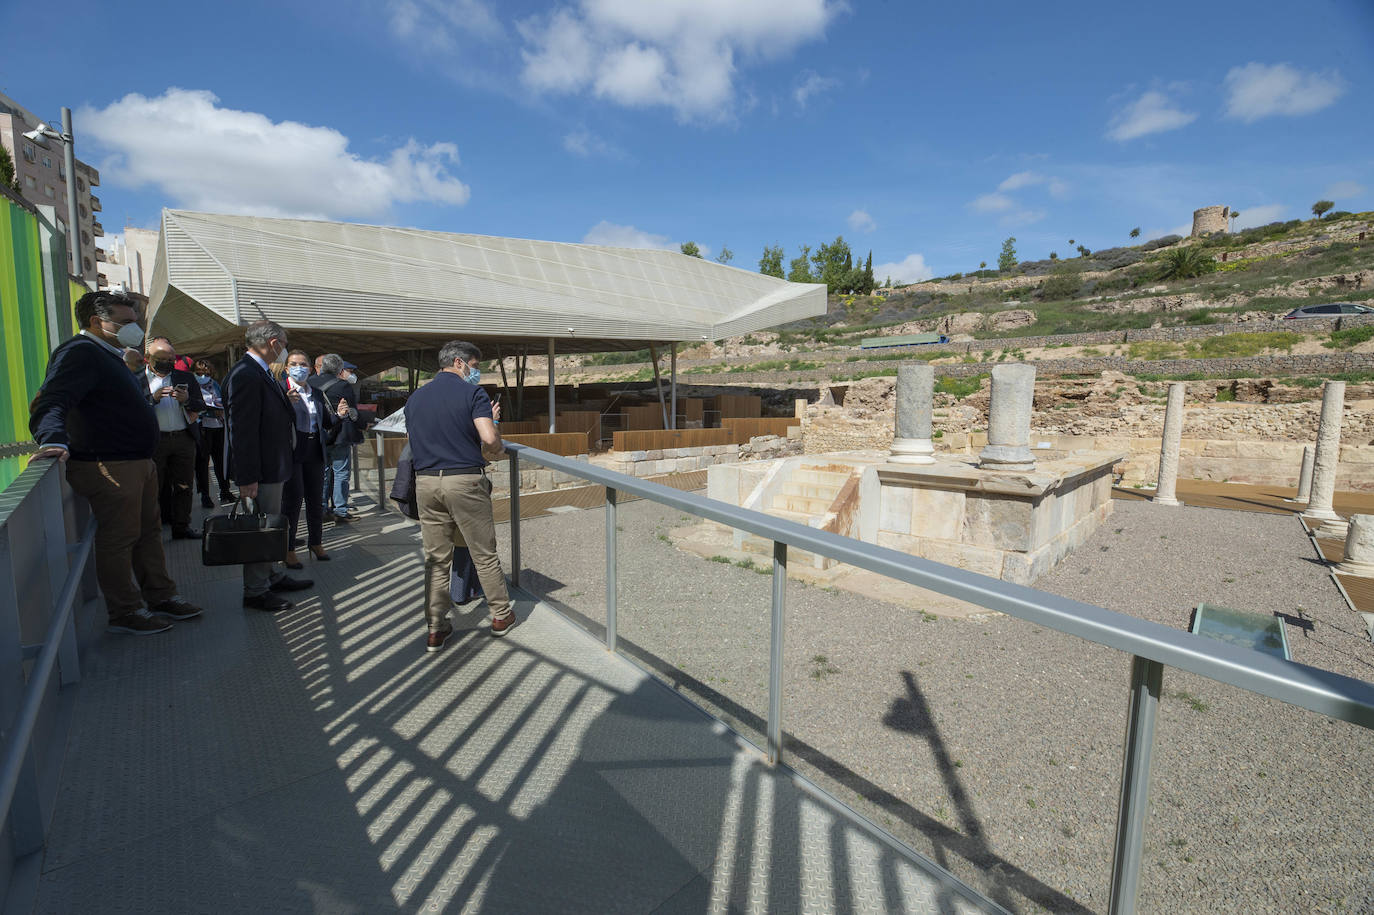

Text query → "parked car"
[1283,303,1374,319]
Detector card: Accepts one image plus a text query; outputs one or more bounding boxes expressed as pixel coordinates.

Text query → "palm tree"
[1129,227,1140,238]
[1157,247,1215,281]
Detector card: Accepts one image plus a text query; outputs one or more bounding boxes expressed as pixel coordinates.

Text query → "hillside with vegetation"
[571,210,1373,386]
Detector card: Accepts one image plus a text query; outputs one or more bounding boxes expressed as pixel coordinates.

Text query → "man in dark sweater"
[29,291,204,634]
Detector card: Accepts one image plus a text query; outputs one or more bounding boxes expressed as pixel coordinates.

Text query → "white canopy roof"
[146,209,825,371]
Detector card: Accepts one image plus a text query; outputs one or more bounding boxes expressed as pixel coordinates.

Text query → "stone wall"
[595,433,802,479]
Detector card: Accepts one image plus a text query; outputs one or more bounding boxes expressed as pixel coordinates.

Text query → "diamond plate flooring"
[32,502,1000,914]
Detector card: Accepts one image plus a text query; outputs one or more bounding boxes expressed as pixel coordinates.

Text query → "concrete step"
[792,469,851,486]
[778,481,843,500]
[772,494,835,514]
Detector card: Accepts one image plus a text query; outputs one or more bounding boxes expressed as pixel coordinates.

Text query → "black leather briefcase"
[202,498,289,566]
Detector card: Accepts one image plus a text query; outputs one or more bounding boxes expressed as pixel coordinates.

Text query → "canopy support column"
[547,338,556,434]
[670,344,678,430]
[496,344,512,420]
[649,344,668,430]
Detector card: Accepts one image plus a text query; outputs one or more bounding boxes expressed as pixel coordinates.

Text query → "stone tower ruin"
[1191,205,1229,237]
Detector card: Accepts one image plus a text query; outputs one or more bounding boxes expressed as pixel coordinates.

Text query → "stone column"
[1153,382,1185,506]
[889,363,935,464]
[1294,445,1315,503]
[1337,515,1374,576]
[979,364,1036,472]
[1303,380,1346,534]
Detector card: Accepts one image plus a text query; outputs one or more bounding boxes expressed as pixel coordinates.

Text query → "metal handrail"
[0,517,94,825]
[503,443,1374,915]
[504,445,1374,724]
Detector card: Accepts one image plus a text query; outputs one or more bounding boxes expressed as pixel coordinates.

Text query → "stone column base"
[889,437,935,465]
[1152,496,1181,507]
[1317,519,1351,539]
[978,443,1035,473]
[1336,559,1374,577]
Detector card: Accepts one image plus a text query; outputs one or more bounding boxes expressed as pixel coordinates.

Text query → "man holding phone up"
[143,336,206,539]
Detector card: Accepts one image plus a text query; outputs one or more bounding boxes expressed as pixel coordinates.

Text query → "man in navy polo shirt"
[405,340,513,653]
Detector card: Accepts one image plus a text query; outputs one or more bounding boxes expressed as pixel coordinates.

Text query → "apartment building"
[0,92,103,285]
[97,226,158,295]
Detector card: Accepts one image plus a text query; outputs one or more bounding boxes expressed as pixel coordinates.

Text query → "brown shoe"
[427,623,454,653]
[490,614,517,638]
[309,544,331,561]
[283,550,303,570]
[107,611,173,635]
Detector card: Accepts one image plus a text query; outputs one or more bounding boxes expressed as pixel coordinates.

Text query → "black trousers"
[154,429,197,531]
[196,425,230,497]
[283,457,326,549]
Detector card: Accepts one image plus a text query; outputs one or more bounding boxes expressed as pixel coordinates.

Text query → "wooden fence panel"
[717,394,762,419]
[502,433,590,456]
[612,428,732,451]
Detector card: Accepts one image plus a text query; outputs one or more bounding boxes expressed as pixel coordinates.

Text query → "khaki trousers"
[66,458,178,619]
[416,473,512,630]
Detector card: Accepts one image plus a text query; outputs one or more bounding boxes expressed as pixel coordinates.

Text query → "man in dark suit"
[222,319,312,612]
[310,353,362,522]
[142,336,206,538]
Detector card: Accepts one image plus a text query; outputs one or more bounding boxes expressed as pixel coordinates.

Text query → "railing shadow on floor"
[530,584,1089,915]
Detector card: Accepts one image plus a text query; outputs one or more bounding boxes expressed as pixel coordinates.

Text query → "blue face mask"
[287,365,310,383]
[466,367,482,386]
[196,374,211,384]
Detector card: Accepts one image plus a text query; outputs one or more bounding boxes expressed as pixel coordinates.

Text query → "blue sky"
[2,0,1371,283]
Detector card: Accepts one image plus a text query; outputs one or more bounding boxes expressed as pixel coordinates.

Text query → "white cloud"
[1323,180,1366,201]
[1232,204,1286,229]
[1047,178,1069,198]
[847,209,875,233]
[794,70,839,108]
[873,253,933,285]
[78,89,470,220]
[1223,63,1345,122]
[1106,90,1197,141]
[387,0,504,50]
[997,171,1042,192]
[970,193,1014,213]
[518,0,844,122]
[581,220,676,250]
[562,128,622,158]
[1001,208,1046,227]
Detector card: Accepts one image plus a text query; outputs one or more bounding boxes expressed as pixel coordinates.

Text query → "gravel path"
[504,496,1374,914]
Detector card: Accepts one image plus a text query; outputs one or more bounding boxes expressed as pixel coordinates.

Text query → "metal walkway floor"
[30,508,996,914]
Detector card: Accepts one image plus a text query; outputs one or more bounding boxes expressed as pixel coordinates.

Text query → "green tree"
[715,245,733,265]
[997,237,1018,273]
[979,260,987,271]
[811,235,854,293]
[0,144,16,192]
[1157,247,1216,281]
[861,251,875,294]
[1129,227,1141,238]
[758,244,784,278]
[1076,244,1091,257]
[1049,251,1059,260]
[787,245,814,283]
[1311,200,1334,219]
[680,241,702,258]
[1068,239,1075,246]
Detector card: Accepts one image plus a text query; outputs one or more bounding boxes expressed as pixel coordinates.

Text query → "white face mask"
[110,320,144,349]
